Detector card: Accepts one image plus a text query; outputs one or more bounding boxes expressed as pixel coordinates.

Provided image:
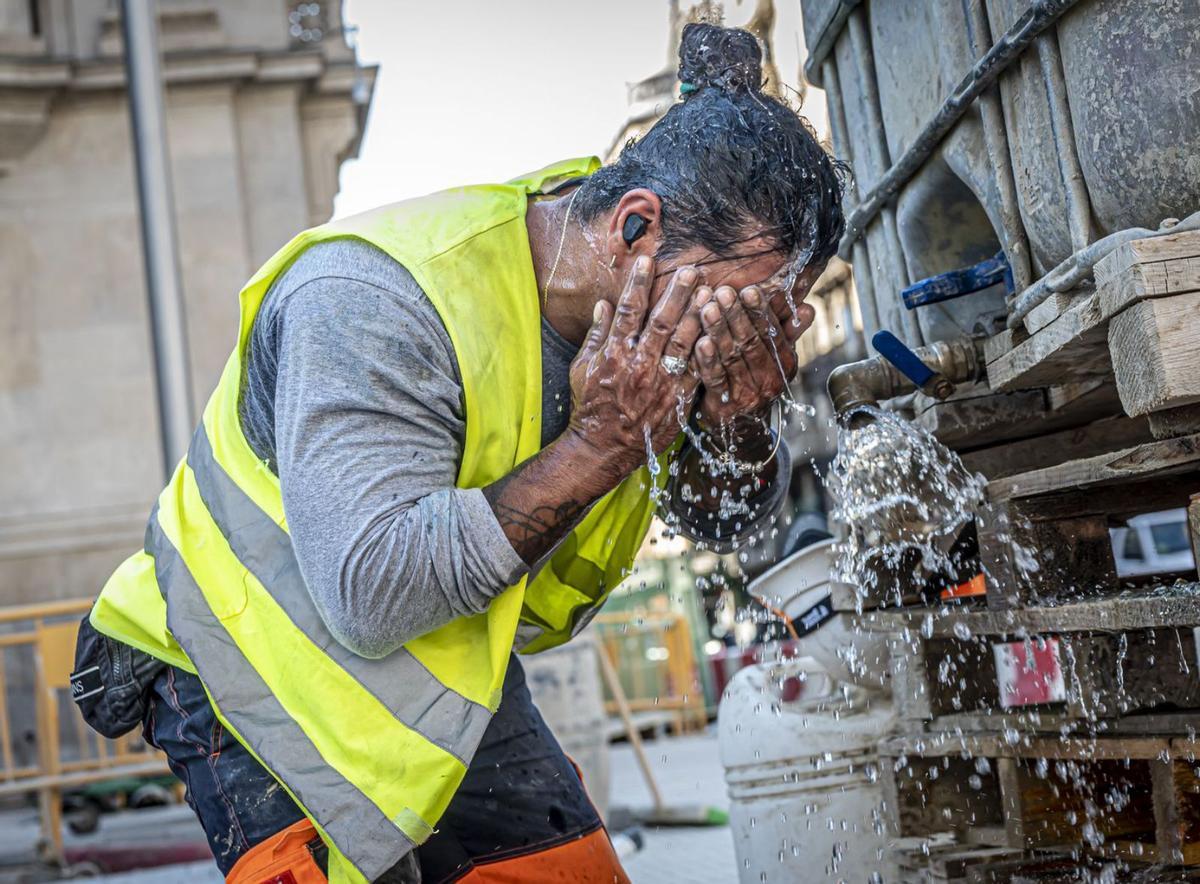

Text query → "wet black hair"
[576,22,849,275]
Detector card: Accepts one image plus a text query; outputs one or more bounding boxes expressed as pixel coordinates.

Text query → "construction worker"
[77,23,846,884]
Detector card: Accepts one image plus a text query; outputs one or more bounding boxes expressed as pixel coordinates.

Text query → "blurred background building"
[0,0,375,608]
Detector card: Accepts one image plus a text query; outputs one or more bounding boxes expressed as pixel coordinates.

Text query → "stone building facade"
[0,1,375,606]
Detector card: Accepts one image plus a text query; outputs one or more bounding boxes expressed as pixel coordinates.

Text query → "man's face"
[649,236,824,320]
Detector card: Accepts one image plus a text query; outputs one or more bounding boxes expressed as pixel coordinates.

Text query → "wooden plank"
[927,710,1200,739]
[1022,292,1078,335]
[961,415,1154,480]
[919,380,1126,457]
[1151,404,1200,441]
[995,758,1027,850]
[881,732,1189,763]
[1093,229,1200,286]
[987,432,1200,502]
[929,846,1025,878]
[1191,493,1200,577]
[1044,376,1113,413]
[861,585,1200,638]
[1109,290,1200,417]
[964,855,1090,883]
[890,633,934,720]
[988,295,1109,392]
[983,327,1022,365]
[1155,759,1187,864]
[913,388,1047,448]
[1094,229,1200,319]
[961,826,1011,848]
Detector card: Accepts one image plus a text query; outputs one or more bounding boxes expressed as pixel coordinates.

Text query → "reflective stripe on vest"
[185,425,492,763]
[145,508,418,881]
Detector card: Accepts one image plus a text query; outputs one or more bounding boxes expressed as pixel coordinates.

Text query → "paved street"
[611,730,738,884]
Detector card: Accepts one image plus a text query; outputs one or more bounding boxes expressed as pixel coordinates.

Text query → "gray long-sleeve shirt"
[239,239,788,659]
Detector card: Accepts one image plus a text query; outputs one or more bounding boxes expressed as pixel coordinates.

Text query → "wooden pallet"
[875,598,1200,723]
[984,231,1200,433]
[880,732,1200,867]
[976,433,1200,609]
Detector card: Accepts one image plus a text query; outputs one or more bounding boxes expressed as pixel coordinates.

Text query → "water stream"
[824,405,987,610]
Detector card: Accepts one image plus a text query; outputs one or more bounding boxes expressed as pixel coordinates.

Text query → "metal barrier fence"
[0,598,166,862]
[594,611,707,735]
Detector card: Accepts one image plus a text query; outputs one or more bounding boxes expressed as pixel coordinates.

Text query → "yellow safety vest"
[90,157,664,882]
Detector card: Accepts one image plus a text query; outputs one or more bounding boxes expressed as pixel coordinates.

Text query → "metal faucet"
[827,331,985,422]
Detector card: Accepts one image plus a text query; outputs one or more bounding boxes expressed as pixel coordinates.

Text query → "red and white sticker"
[993,637,1067,709]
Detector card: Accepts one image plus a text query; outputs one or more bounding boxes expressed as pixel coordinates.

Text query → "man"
[82,23,845,883]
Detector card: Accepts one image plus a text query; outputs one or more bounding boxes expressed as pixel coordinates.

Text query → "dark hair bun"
[677,23,763,95]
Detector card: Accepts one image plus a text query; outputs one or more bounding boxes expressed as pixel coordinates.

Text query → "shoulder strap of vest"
[507,157,601,194]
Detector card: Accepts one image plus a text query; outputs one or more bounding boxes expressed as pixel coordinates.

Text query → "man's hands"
[565,256,705,480]
[485,256,814,567]
[694,282,816,428]
[484,256,706,567]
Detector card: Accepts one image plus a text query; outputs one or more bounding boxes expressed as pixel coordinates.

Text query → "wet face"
[650,237,826,317]
[599,189,825,324]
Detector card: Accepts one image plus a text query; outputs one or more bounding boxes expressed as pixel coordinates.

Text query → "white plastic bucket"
[719,658,895,883]
[748,539,889,691]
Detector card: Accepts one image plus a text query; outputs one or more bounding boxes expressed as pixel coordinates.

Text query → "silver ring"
[660,355,688,376]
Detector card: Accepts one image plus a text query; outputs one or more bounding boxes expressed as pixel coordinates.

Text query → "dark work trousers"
[143,655,605,882]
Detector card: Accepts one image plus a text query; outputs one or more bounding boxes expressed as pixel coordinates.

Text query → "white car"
[1110,508,1195,577]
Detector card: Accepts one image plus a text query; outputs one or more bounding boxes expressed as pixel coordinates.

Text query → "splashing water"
[824,405,987,608]
[644,423,664,506]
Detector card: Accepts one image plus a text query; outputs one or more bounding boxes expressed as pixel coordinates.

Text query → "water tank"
[802,0,1200,345]
[719,658,896,883]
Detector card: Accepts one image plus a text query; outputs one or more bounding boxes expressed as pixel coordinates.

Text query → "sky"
[333,0,829,218]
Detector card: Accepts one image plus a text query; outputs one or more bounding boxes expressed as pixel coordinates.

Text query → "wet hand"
[565,256,704,480]
[765,273,818,352]
[694,283,815,428]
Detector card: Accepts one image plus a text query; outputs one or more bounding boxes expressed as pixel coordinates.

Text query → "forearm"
[483,428,632,566]
[326,488,527,657]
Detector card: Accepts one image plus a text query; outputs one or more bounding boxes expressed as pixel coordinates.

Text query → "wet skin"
[481,187,823,566]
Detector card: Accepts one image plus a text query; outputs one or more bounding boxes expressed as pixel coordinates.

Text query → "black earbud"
[622,214,648,246]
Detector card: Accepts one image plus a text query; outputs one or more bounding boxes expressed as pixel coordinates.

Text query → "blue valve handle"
[872,330,935,388]
[901,251,1012,310]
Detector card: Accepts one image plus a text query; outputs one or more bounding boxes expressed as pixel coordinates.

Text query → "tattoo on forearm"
[487,496,587,565]
[482,451,604,567]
